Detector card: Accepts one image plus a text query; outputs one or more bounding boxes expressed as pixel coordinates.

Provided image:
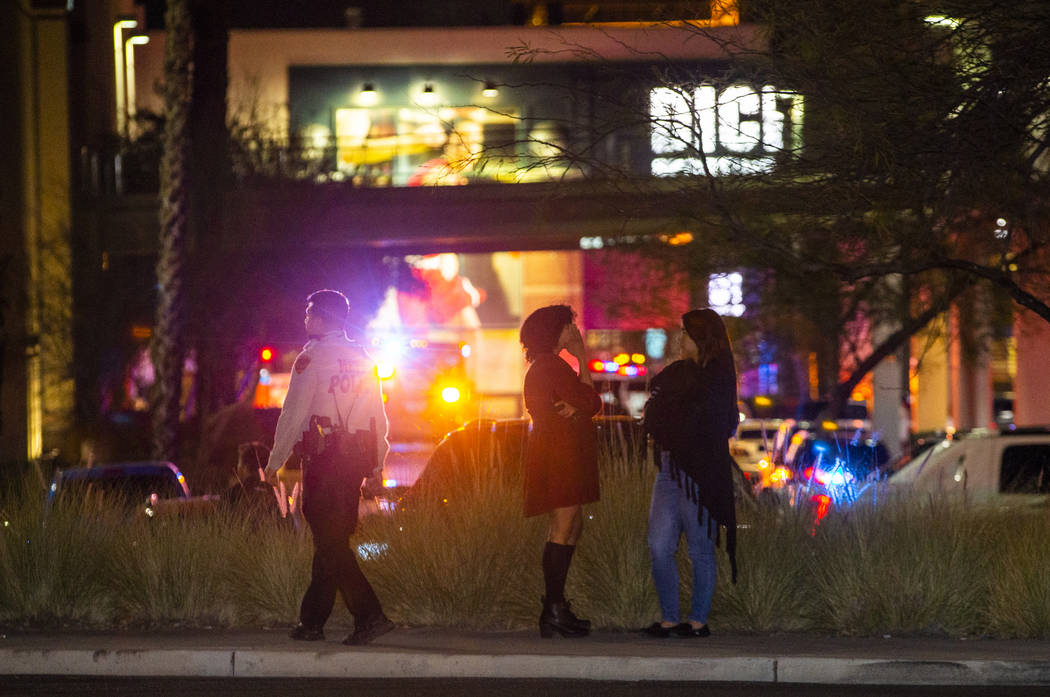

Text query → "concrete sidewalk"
[2,627,1050,685]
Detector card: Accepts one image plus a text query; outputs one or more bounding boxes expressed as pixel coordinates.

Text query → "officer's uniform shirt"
[264,331,389,479]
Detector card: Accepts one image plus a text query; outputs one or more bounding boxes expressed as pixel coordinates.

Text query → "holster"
[303,415,377,480]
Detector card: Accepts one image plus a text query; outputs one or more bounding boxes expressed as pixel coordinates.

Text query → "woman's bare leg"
[548,505,583,545]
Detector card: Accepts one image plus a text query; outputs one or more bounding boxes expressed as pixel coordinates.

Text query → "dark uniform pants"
[299,448,382,629]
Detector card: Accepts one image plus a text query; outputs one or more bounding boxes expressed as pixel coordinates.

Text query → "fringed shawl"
[643,353,739,583]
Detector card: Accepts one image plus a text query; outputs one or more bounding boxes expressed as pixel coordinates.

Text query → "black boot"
[560,599,591,631]
[539,596,589,638]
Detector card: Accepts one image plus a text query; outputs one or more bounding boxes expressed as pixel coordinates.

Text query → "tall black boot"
[540,542,590,636]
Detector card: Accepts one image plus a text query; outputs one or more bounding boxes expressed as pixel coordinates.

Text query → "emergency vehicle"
[250,333,476,442]
[586,352,652,419]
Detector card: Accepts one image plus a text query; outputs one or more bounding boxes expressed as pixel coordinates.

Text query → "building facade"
[5,0,1049,466]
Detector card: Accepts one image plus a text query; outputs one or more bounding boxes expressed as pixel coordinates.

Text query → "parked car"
[406,415,754,508]
[885,427,1050,504]
[754,428,890,509]
[731,418,782,484]
[46,461,193,516]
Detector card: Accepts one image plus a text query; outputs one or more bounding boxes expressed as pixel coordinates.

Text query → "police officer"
[263,289,394,646]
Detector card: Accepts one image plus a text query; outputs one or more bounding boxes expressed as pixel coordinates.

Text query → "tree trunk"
[188,0,232,422]
[151,0,193,461]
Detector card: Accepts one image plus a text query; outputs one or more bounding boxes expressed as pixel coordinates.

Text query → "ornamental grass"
[1,449,1048,637]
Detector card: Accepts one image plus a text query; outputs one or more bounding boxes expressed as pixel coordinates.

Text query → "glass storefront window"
[334,106,522,186]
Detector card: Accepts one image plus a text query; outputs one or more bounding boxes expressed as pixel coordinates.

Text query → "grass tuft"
[1,448,1048,637]
[984,507,1050,638]
[712,506,814,633]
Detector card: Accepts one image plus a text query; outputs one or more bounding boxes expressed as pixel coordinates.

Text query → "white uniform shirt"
[264,331,389,478]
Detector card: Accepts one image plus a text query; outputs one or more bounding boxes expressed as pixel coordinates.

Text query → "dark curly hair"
[520,304,575,363]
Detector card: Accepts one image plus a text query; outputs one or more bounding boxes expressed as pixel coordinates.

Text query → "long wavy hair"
[682,308,732,368]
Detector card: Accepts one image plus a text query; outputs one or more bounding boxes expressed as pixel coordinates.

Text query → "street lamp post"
[112,16,137,136]
[124,33,150,137]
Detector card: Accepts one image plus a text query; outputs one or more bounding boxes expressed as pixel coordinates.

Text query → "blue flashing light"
[603,361,619,373]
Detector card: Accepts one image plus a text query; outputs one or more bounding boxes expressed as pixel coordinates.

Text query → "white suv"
[887,428,1050,503]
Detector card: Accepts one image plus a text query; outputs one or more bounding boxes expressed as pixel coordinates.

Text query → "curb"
[3,649,1050,685]
[775,658,1050,686]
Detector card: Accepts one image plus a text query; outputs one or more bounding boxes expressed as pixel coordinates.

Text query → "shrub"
[984,507,1050,638]
[0,468,122,626]
[360,454,542,628]
[1,450,1048,638]
[805,500,988,636]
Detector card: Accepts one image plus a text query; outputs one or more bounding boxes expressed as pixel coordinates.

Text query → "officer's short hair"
[306,289,349,324]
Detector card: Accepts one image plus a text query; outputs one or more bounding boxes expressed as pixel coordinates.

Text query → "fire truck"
[251,333,476,443]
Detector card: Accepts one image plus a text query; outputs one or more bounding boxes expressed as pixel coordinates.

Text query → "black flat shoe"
[673,622,711,637]
[642,622,672,638]
[289,623,325,641]
[344,613,396,646]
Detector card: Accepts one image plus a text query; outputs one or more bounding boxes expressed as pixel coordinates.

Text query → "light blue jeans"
[647,452,716,625]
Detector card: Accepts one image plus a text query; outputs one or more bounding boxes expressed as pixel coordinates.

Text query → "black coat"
[523,354,603,516]
[644,351,738,582]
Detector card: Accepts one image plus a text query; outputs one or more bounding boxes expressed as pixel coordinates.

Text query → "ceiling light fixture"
[418,82,438,106]
[358,82,378,106]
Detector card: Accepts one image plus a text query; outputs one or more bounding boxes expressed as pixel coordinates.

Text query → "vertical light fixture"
[112,16,138,135]
[124,34,150,136]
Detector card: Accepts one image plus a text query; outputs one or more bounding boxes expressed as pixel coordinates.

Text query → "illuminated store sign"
[650,84,804,176]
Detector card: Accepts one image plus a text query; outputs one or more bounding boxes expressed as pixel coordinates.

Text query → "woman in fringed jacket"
[642,308,739,638]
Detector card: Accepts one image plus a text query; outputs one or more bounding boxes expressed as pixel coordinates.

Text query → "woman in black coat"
[642,308,738,638]
[520,304,602,638]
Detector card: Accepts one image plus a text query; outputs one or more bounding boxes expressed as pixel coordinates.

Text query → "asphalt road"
[3,678,1048,697]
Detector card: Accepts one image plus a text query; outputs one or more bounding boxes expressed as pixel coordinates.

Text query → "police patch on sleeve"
[294,354,311,374]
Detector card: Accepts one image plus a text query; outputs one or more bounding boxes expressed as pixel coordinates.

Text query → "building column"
[8,1,75,462]
[949,306,993,432]
[871,350,907,462]
[912,329,950,435]
[1013,309,1050,426]
[0,2,29,462]
[870,275,909,461]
